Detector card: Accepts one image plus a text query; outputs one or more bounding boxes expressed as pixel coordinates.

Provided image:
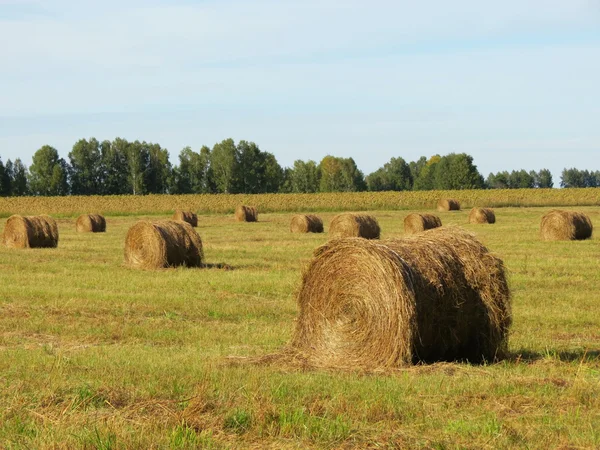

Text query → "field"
[1,202,600,449]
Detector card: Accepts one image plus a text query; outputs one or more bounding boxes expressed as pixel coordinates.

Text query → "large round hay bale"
[235,205,258,222]
[290,214,324,233]
[172,210,198,227]
[124,220,204,269]
[469,207,496,224]
[437,198,461,211]
[76,214,106,232]
[329,213,380,239]
[291,227,511,368]
[540,210,593,241]
[404,213,442,234]
[2,215,59,248]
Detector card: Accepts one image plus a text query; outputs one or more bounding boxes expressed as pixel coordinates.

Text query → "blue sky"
[1,0,599,181]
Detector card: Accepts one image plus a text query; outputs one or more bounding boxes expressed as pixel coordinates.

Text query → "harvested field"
[0,207,599,449]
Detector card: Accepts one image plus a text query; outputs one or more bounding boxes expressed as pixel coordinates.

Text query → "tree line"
[0,137,597,196]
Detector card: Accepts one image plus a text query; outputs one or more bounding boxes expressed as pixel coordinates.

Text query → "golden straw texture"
[124,220,204,269]
[2,214,59,248]
[291,227,511,369]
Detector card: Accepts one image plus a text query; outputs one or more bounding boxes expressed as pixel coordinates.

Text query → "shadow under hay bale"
[124,220,204,269]
[290,227,511,369]
[172,210,198,227]
[437,198,461,211]
[76,214,106,232]
[469,207,496,224]
[2,214,59,248]
[329,213,380,239]
[235,205,258,222]
[540,209,593,241]
[404,213,442,235]
[290,214,324,233]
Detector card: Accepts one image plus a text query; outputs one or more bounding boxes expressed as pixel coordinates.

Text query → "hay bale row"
[469,207,495,224]
[76,214,106,232]
[541,210,593,241]
[124,220,204,269]
[173,210,198,227]
[437,198,461,211]
[404,213,441,235]
[2,215,59,248]
[291,227,511,369]
[329,213,380,239]
[235,205,258,222]
[290,214,324,233]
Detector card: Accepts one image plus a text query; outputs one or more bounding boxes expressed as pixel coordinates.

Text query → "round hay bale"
[468,207,496,224]
[292,227,511,368]
[404,213,442,235]
[235,205,258,222]
[76,214,106,232]
[2,214,59,248]
[437,198,461,211]
[290,214,324,233]
[172,210,198,227]
[540,210,593,241]
[329,213,380,239]
[124,220,204,269]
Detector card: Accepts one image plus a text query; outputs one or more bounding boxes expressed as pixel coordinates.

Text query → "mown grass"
[1,207,599,449]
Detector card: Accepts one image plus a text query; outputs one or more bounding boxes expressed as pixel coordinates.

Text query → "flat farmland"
[1,207,599,449]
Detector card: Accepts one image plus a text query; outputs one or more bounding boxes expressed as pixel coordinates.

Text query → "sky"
[0,0,599,182]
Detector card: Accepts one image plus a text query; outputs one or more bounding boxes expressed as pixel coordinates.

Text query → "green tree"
[535,169,554,188]
[144,143,172,194]
[0,158,10,196]
[288,160,320,193]
[100,139,129,195]
[11,159,28,196]
[210,138,237,193]
[69,138,102,195]
[486,171,510,189]
[29,145,69,196]
[366,157,412,191]
[319,156,365,192]
[409,156,427,183]
[124,140,149,195]
[262,152,283,193]
[433,153,484,190]
[413,155,440,190]
[508,170,534,189]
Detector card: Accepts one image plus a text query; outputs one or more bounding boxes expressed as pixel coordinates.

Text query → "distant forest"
[0,138,598,196]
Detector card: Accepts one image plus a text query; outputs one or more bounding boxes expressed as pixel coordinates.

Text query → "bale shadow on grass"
[201,262,234,271]
[508,349,600,363]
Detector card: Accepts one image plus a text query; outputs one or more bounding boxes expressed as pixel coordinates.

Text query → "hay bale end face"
[76,214,106,232]
[437,198,461,211]
[235,205,258,222]
[292,227,511,369]
[329,213,380,239]
[2,214,59,248]
[290,214,324,233]
[124,220,204,269]
[172,210,198,227]
[469,207,496,224]
[404,213,442,235]
[540,210,593,241]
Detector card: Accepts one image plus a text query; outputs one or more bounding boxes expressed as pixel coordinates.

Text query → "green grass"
[1,207,599,449]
